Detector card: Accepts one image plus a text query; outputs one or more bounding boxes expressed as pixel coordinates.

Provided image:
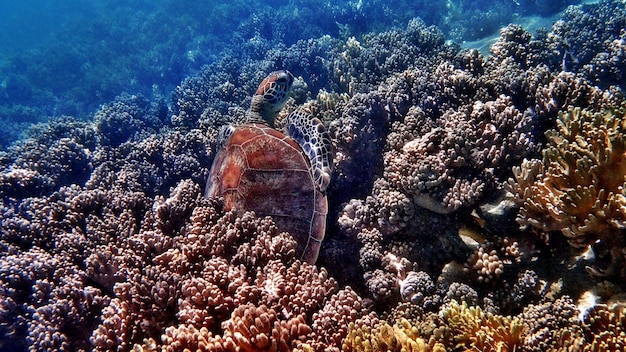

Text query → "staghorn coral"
[509,106,626,276]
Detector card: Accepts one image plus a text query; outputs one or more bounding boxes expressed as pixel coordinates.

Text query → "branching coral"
[93,93,167,147]
[509,106,626,275]
[336,83,538,305]
[86,180,363,351]
[308,287,370,350]
[390,94,537,214]
[442,300,524,352]
[580,303,626,351]
[521,296,583,351]
[3,2,626,351]
[342,316,448,352]
[343,295,625,352]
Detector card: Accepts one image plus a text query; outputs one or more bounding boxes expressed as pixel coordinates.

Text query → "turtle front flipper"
[285,109,333,193]
[216,124,236,149]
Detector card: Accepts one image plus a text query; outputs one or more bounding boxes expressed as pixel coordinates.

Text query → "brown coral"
[520,295,584,352]
[580,303,626,351]
[510,106,626,276]
[309,287,369,349]
[86,180,365,351]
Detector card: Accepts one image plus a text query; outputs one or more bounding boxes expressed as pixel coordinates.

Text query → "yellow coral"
[580,303,626,352]
[342,322,380,352]
[342,319,447,352]
[442,301,524,352]
[509,106,626,274]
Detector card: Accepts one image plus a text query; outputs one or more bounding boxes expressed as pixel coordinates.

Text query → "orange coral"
[221,304,311,351]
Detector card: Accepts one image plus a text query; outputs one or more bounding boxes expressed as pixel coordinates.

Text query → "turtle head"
[248,70,294,126]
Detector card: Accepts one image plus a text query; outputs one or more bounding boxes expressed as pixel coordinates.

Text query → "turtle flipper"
[217,124,236,149]
[285,109,332,192]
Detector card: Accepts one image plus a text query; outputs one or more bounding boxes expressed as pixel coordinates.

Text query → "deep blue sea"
[0,0,586,150]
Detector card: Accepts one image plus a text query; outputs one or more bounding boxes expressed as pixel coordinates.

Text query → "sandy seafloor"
[1,0,626,350]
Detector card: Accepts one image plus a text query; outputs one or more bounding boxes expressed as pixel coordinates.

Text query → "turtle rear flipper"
[285,109,332,192]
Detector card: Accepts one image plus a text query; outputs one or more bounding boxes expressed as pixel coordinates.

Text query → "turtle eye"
[264,93,277,103]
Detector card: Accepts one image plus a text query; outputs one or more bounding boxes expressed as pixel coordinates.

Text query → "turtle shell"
[205,122,327,263]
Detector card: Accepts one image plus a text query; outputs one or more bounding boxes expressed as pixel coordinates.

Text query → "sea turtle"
[205,70,332,264]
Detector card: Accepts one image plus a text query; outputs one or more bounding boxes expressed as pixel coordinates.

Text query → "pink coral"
[87,180,362,350]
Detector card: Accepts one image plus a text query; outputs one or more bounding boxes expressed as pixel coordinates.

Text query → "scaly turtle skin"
[205,70,332,263]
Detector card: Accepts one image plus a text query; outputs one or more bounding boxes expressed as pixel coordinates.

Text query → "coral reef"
[333,47,541,307]
[443,300,524,352]
[579,303,626,351]
[2,0,626,350]
[93,93,167,147]
[0,116,95,198]
[521,296,583,351]
[341,294,626,351]
[341,305,450,352]
[509,106,626,277]
[1,177,367,350]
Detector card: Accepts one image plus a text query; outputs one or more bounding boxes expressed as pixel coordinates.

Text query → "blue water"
[0,0,583,150]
